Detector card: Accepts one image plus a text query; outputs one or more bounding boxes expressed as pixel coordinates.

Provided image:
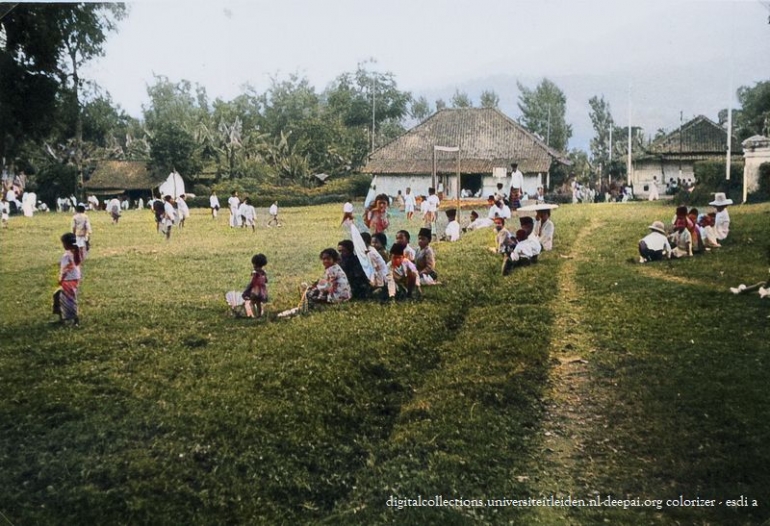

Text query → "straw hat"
[709,192,733,207]
[648,221,666,234]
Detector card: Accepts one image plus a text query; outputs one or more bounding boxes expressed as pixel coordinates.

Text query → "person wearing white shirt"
[162,195,176,240]
[648,176,660,201]
[426,187,440,225]
[209,191,220,219]
[239,197,257,232]
[503,229,541,275]
[176,194,190,229]
[466,210,494,231]
[268,201,281,227]
[404,187,417,220]
[443,208,460,241]
[534,209,555,251]
[710,193,732,240]
[509,162,525,210]
[638,221,671,262]
[228,191,241,228]
[107,197,121,223]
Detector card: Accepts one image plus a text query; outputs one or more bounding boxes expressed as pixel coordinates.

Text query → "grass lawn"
[1,201,768,525]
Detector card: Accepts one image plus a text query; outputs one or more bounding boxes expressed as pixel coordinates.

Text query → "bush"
[747,162,770,204]
[200,174,372,208]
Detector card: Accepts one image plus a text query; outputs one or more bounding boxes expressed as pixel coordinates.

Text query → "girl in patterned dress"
[242,253,268,318]
[306,248,351,305]
[57,233,82,326]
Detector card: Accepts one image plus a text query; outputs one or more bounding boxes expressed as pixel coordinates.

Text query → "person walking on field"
[209,190,220,219]
[71,205,92,261]
[176,194,190,229]
[267,201,281,227]
[55,233,82,327]
[162,195,176,241]
[228,191,241,228]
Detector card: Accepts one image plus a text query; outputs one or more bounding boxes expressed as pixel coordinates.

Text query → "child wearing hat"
[638,221,672,262]
[710,193,732,240]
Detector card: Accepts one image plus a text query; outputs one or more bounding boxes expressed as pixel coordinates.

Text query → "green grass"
[0,202,768,525]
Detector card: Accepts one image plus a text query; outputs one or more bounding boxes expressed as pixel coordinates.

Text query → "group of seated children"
[242,228,440,317]
[493,207,556,275]
[638,193,732,263]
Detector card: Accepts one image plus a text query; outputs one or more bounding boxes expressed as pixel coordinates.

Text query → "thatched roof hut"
[85,160,164,195]
[362,107,568,175]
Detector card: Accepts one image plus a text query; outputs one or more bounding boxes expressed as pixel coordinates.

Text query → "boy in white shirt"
[638,221,671,262]
[268,201,281,227]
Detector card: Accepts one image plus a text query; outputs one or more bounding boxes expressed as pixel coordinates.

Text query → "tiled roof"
[362,108,568,174]
[86,161,164,192]
[644,115,741,157]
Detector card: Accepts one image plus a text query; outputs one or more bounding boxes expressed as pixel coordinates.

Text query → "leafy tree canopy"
[517,78,572,152]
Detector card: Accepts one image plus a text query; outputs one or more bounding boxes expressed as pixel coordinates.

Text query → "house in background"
[85,160,165,200]
[361,108,569,200]
[632,115,742,197]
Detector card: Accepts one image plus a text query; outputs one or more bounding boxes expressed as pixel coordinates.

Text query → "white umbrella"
[517,203,559,212]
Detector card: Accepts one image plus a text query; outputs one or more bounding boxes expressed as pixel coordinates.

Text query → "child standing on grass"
[1,197,9,228]
[56,233,82,327]
[162,195,176,240]
[242,253,268,318]
[71,204,92,260]
[267,201,281,227]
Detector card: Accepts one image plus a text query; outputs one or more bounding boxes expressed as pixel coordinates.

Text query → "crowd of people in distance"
[638,192,732,262]
[222,190,281,230]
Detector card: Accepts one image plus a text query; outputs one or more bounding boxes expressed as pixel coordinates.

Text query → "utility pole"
[371,74,376,153]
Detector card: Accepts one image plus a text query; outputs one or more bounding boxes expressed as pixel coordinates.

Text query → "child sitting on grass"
[306,248,352,305]
[395,229,416,261]
[386,243,419,300]
[242,253,268,318]
[415,227,438,285]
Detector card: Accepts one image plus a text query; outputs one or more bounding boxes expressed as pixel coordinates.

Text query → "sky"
[83,0,770,151]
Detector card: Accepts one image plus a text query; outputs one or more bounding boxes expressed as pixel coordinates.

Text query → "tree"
[588,95,614,175]
[56,3,127,168]
[451,89,472,108]
[517,78,572,152]
[435,98,447,111]
[148,121,202,179]
[480,90,500,109]
[734,80,770,141]
[0,3,125,166]
[324,62,411,150]
[410,96,431,121]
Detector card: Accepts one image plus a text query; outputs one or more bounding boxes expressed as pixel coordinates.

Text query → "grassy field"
[1,201,768,525]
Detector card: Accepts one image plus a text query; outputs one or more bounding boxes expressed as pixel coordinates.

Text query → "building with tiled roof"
[632,115,742,197]
[361,108,569,199]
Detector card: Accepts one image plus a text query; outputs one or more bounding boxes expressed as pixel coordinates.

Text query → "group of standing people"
[221,191,281,230]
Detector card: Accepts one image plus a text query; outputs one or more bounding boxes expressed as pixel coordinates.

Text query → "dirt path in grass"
[527,218,610,521]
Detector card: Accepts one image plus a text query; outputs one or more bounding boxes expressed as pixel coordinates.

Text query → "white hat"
[516,203,559,212]
[709,192,733,207]
[648,221,666,234]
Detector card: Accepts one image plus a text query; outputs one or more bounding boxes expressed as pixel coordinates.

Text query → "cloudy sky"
[84,0,770,151]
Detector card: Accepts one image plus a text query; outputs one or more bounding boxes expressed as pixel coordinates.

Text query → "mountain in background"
[407,58,762,154]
